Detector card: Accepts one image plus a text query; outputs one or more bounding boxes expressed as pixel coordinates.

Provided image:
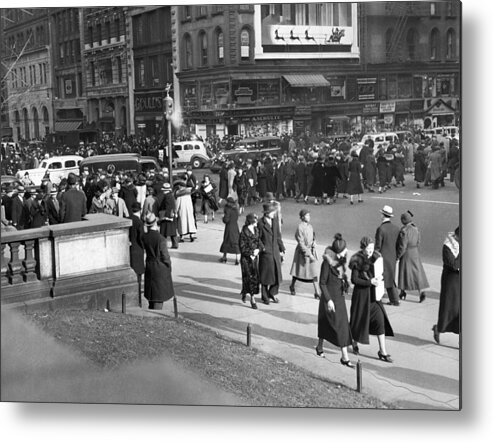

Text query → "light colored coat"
[290,221,318,280]
[175,188,197,235]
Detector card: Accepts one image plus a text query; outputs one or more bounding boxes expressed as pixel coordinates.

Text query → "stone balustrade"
[1,214,139,312]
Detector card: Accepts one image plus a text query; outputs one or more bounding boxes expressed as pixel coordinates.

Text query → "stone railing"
[1,214,139,312]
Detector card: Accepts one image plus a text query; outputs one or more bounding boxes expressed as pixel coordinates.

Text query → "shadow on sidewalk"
[172,251,223,264]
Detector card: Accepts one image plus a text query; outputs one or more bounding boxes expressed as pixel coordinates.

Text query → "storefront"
[134,90,166,138]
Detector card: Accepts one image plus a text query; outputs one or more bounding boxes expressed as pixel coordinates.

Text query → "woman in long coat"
[175,181,197,242]
[239,213,264,309]
[323,156,342,204]
[158,183,178,249]
[335,154,348,199]
[393,147,406,186]
[376,148,389,193]
[199,174,218,223]
[309,157,325,205]
[349,236,394,362]
[346,151,364,204]
[429,146,443,189]
[433,227,460,344]
[289,209,321,299]
[414,145,427,188]
[219,197,240,264]
[142,212,175,310]
[234,167,247,214]
[364,150,377,192]
[316,233,354,368]
[397,211,429,302]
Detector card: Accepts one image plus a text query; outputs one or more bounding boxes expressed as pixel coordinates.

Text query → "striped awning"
[54,121,82,132]
[283,74,330,87]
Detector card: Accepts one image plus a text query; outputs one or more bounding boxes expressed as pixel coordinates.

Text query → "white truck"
[16,155,83,186]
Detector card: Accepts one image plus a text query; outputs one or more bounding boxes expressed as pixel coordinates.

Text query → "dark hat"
[360,236,374,249]
[351,150,359,157]
[401,210,414,225]
[226,196,236,204]
[299,209,309,219]
[144,212,157,227]
[16,184,25,192]
[263,202,277,214]
[27,187,37,194]
[67,175,77,185]
[380,205,394,217]
[265,192,275,201]
[245,213,258,225]
[331,233,347,254]
[131,202,141,212]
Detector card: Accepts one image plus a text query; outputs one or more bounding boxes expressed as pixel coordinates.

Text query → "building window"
[430,28,439,60]
[385,28,393,55]
[97,23,102,45]
[198,6,207,17]
[101,59,112,85]
[199,31,208,66]
[59,43,64,62]
[184,34,192,69]
[184,6,192,20]
[240,28,250,60]
[117,57,123,83]
[88,26,93,47]
[90,61,96,86]
[446,28,456,59]
[105,21,111,43]
[115,18,120,41]
[150,56,159,86]
[447,1,457,17]
[430,2,437,16]
[406,28,417,61]
[212,5,223,15]
[75,39,81,61]
[138,59,145,87]
[216,30,224,63]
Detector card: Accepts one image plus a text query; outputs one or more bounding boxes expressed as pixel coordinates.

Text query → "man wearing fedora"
[45,186,61,225]
[158,182,179,249]
[257,202,286,304]
[60,174,87,223]
[375,205,401,306]
[11,185,30,230]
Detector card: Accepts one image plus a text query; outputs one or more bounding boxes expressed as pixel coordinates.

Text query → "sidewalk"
[129,220,460,410]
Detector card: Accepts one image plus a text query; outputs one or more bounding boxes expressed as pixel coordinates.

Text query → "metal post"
[106,299,110,312]
[137,275,142,308]
[168,118,173,186]
[356,360,362,393]
[173,296,178,318]
[122,293,126,314]
[247,323,251,347]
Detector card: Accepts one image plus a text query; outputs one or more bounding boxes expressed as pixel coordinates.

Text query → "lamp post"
[163,83,174,185]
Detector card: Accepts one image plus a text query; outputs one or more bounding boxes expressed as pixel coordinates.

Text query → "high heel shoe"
[235,260,239,266]
[219,257,227,263]
[352,344,360,355]
[378,350,393,363]
[289,285,296,296]
[250,300,258,310]
[358,199,363,203]
[241,293,246,303]
[350,201,354,205]
[315,347,325,358]
[340,358,355,368]
[399,291,407,301]
[432,325,440,344]
[419,292,426,303]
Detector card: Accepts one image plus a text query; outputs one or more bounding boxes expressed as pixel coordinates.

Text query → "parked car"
[360,132,399,149]
[172,140,212,169]
[79,153,161,175]
[16,155,83,186]
[210,136,282,172]
[423,126,459,140]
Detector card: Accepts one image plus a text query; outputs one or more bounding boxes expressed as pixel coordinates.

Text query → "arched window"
[42,106,49,124]
[14,110,20,124]
[385,28,394,55]
[406,28,417,61]
[216,29,224,64]
[446,28,456,59]
[199,31,208,67]
[183,34,192,69]
[240,28,251,60]
[430,28,439,60]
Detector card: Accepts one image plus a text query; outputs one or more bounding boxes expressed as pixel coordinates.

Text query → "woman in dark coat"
[393,147,406,186]
[158,183,178,249]
[364,150,377,192]
[239,213,264,309]
[433,227,460,344]
[234,167,247,214]
[414,145,428,188]
[349,236,394,362]
[129,202,145,304]
[323,156,342,204]
[219,197,241,264]
[309,157,325,205]
[397,211,429,302]
[142,212,175,310]
[316,233,355,368]
[218,163,229,201]
[256,162,268,199]
[335,154,349,199]
[346,151,364,204]
[376,148,389,193]
[199,174,218,223]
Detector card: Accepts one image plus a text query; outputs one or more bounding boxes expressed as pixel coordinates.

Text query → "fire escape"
[385,2,410,63]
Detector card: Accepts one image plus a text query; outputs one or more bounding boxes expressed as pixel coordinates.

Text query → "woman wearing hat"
[175,180,197,242]
[199,174,218,224]
[219,197,240,264]
[432,226,460,344]
[414,144,427,188]
[158,182,179,249]
[289,209,321,299]
[397,211,429,302]
[239,213,263,309]
[316,233,354,367]
[349,236,394,362]
[346,150,364,205]
[142,212,175,310]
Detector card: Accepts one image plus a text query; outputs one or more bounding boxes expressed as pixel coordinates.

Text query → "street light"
[163,83,174,185]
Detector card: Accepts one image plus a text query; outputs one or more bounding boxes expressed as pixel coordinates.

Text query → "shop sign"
[135,93,164,114]
[357,78,376,101]
[380,101,396,113]
[383,114,394,125]
[362,103,379,114]
[294,105,312,116]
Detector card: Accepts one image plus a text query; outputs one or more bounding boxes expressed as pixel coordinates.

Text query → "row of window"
[55,8,80,38]
[87,17,123,48]
[386,27,458,60]
[182,27,252,70]
[135,55,173,89]
[132,9,171,46]
[88,58,124,87]
[59,39,82,64]
[181,5,252,21]
[10,63,48,89]
[5,25,48,53]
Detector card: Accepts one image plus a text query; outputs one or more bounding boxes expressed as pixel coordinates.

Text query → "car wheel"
[191,157,202,169]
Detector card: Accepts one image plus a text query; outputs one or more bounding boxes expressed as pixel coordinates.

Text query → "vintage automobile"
[16,155,83,186]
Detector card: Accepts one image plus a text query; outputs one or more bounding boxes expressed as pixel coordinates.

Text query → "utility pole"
[163,83,174,185]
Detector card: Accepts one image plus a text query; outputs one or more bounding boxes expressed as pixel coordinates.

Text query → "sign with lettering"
[363,103,379,114]
[380,101,396,113]
[135,93,164,114]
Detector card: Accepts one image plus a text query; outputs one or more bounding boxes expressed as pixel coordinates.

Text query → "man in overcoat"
[257,203,286,304]
[159,182,179,249]
[375,205,401,306]
[10,185,30,230]
[129,202,145,306]
[60,174,87,223]
[45,186,61,225]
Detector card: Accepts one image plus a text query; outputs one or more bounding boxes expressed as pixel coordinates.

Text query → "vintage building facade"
[83,6,130,138]
[1,8,53,142]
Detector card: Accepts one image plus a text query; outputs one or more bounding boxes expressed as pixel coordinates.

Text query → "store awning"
[54,121,82,132]
[283,74,330,88]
